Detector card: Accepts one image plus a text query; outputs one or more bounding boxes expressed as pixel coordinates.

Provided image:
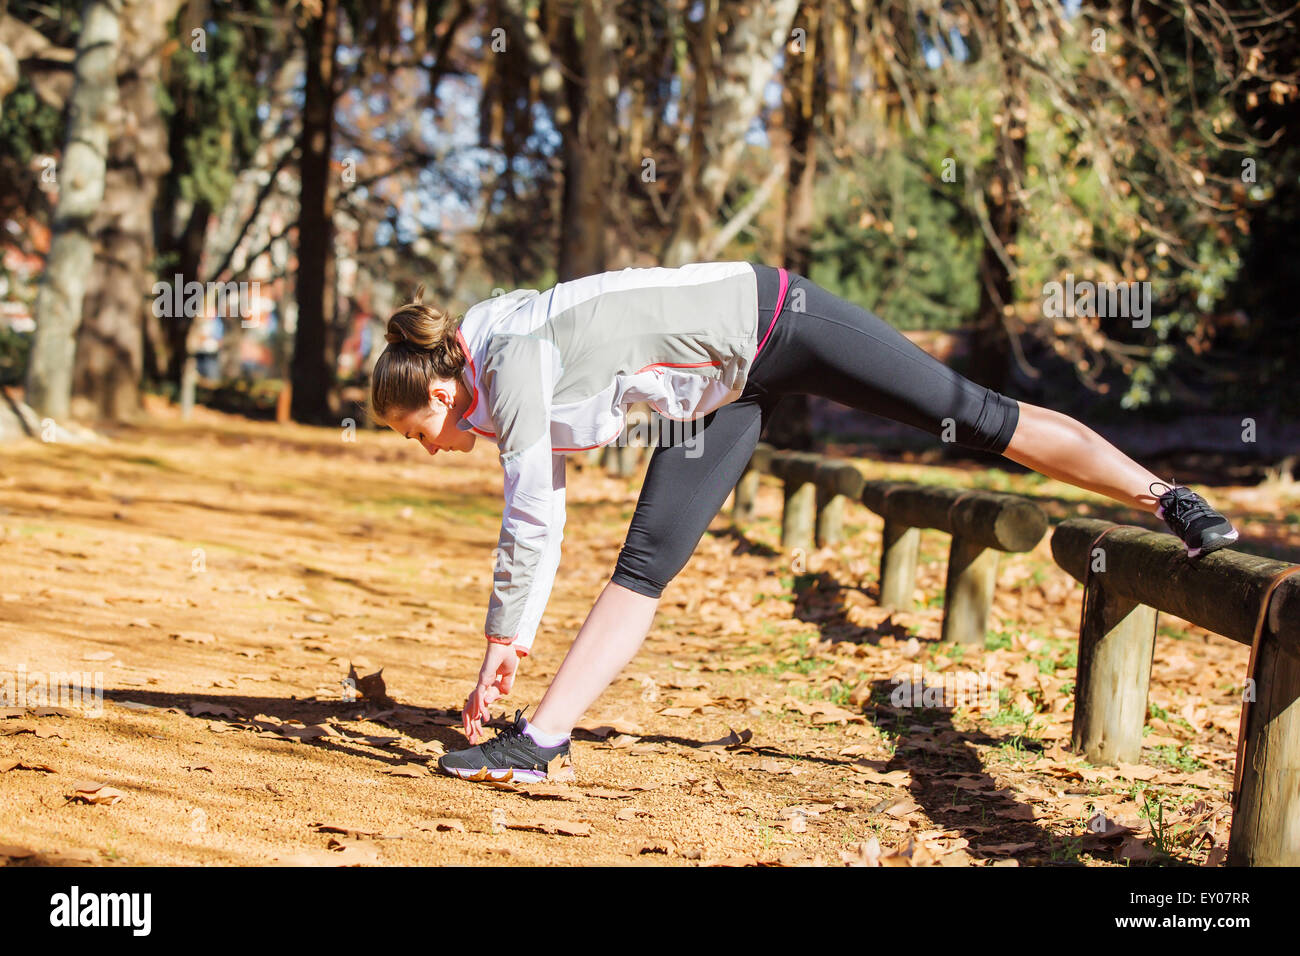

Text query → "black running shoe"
[437,709,570,783]
[1151,481,1239,558]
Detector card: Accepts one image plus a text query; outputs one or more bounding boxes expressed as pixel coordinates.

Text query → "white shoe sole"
[439,764,548,783]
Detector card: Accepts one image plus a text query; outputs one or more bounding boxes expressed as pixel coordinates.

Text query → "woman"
[369,261,1238,783]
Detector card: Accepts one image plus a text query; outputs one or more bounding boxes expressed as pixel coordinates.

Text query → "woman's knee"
[959,390,1021,454]
[610,559,669,599]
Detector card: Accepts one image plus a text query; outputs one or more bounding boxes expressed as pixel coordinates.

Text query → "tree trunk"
[556,0,616,280]
[73,0,184,422]
[967,2,1024,393]
[764,0,821,451]
[661,0,801,266]
[291,0,339,425]
[0,39,17,116]
[24,0,121,421]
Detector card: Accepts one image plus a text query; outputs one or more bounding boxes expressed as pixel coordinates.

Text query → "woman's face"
[385,377,477,457]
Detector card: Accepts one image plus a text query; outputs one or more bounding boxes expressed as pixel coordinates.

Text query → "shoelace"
[1148,480,1216,525]
[477,710,528,754]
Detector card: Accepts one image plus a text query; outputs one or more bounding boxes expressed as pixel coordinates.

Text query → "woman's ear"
[429,378,455,410]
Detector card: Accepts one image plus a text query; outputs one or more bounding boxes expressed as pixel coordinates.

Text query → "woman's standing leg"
[528,396,769,737]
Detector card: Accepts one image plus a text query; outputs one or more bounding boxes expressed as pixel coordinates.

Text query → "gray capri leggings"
[609,263,1021,600]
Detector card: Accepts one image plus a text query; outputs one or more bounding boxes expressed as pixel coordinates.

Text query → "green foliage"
[0,77,64,169]
[162,10,272,213]
[0,327,32,387]
[811,144,981,331]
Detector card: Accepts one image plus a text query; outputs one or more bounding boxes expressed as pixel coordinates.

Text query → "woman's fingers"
[464,689,482,743]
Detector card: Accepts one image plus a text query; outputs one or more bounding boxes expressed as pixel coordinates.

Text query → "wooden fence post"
[1229,633,1300,866]
[879,519,920,611]
[814,485,843,547]
[813,461,865,548]
[1071,575,1158,764]
[732,444,772,527]
[940,537,1002,645]
[782,479,816,554]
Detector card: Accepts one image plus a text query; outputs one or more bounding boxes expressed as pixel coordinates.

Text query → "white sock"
[522,718,569,747]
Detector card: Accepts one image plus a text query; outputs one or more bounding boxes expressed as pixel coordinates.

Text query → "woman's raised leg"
[764,274,1169,512]
[1000,401,1164,513]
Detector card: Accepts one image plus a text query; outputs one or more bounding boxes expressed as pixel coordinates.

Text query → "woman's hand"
[462,641,520,744]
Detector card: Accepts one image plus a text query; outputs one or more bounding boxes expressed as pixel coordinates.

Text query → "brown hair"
[368,283,466,423]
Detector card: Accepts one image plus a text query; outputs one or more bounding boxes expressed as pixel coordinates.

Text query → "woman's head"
[369,284,476,456]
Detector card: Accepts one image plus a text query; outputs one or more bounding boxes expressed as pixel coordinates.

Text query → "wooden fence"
[732,442,1048,645]
[731,440,1300,865]
[1052,519,1300,866]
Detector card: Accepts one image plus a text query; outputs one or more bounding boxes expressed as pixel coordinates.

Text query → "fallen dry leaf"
[414,818,467,833]
[384,764,427,778]
[700,727,753,749]
[547,754,577,783]
[639,841,677,855]
[504,817,592,837]
[462,769,523,791]
[314,823,382,839]
[575,718,644,738]
[68,782,127,806]
[583,787,636,800]
[517,784,580,801]
[0,758,54,773]
[975,841,1036,855]
[189,702,240,719]
[346,664,392,704]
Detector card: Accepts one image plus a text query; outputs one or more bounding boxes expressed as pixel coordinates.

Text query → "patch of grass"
[984,629,1013,651]
[1149,744,1205,773]
[810,681,854,706]
[1139,793,1176,858]
[1050,835,1084,864]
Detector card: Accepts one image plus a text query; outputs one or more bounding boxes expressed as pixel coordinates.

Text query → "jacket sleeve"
[480,333,566,655]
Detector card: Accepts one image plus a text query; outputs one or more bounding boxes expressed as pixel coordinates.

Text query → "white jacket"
[453,261,767,653]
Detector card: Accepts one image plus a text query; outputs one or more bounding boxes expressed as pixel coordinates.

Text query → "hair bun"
[384,329,407,345]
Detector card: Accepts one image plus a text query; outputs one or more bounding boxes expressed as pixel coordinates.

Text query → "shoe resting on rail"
[1151,481,1238,558]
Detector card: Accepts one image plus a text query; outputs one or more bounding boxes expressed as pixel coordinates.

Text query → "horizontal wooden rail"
[1051,518,1300,650]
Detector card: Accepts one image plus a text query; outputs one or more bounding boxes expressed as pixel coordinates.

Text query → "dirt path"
[2,404,1294,866]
